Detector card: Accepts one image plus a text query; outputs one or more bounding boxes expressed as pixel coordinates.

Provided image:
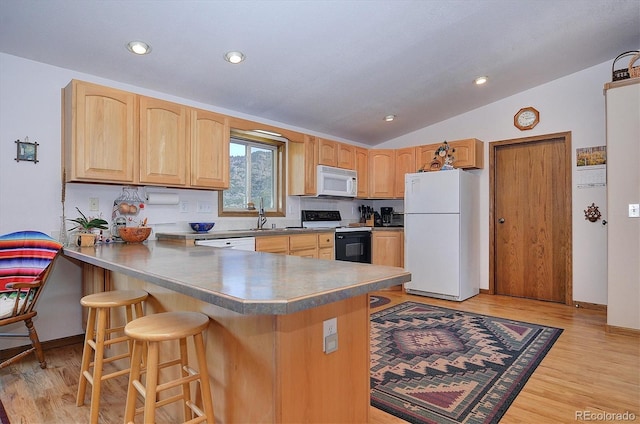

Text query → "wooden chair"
[0,231,63,369]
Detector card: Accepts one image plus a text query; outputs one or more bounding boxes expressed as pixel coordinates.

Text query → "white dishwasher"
[195,237,256,251]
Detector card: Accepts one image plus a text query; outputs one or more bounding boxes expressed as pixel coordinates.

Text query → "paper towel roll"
[146,192,179,205]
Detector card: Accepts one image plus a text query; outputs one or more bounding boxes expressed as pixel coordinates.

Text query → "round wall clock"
[514,106,540,130]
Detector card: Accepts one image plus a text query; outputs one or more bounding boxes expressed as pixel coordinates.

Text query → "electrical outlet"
[629,204,640,218]
[179,201,189,213]
[197,201,213,213]
[323,317,338,353]
[89,197,99,211]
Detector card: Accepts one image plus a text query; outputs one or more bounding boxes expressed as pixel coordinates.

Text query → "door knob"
[498,218,505,224]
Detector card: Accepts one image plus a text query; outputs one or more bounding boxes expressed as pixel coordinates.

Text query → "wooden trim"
[0,334,84,362]
[489,132,573,305]
[604,77,640,91]
[606,325,640,336]
[574,301,607,311]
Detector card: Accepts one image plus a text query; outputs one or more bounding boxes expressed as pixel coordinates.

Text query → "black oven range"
[301,210,372,264]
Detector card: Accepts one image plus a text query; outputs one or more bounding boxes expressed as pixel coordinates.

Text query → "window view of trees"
[223,139,276,210]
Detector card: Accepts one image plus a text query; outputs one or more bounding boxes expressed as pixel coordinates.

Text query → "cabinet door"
[394,147,416,198]
[318,138,338,167]
[449,138,484,169]
[372,231,404,267]
[317,232,335,260]
[139,96,188,186]
[288,136,317,195]
[355,147,369,198]
[64,80,137,183]
[256,236,289,254]
[337,143,355,170]
[416,144,437,172]
[191,109,230,189]
[369,150,395,198]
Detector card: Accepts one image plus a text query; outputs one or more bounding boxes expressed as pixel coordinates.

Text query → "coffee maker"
[380,207,394,226]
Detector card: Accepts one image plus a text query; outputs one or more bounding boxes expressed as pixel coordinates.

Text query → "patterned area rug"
[370,295,391,309]
[370,302,563,424]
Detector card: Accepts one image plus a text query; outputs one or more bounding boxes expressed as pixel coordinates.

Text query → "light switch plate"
[629,204,640,218]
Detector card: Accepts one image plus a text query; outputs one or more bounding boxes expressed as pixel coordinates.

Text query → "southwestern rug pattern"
[370,302,563,424]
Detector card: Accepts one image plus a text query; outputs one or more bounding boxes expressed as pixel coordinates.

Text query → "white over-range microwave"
[316,165,357,198]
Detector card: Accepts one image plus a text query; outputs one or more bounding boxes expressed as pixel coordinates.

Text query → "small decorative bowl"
[118,227,152,243]
[190,222,215,233]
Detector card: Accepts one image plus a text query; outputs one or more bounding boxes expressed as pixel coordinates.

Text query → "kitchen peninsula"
[63,241,411,423]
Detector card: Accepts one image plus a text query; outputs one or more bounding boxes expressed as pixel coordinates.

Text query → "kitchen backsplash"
[60,183,403,240]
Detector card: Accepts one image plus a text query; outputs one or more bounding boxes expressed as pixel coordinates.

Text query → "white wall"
[0,53,612,348]
[378,62,611,305]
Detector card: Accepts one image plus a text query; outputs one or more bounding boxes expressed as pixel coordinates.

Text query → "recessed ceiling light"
[126,41,151,55]
[384,115,396,122]
[474,76,488,85]
[224,51,245,64]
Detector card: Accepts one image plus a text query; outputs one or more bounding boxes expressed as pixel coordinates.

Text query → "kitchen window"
[218,130,286,217]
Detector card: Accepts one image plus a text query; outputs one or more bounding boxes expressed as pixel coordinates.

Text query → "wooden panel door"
[491,133,572,303]
[139,96,188,186]
[190,108,229,189]
[394,147,416,198]
[64,80,137,183]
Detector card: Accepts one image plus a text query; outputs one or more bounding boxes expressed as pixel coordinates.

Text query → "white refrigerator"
[404,169,479,301]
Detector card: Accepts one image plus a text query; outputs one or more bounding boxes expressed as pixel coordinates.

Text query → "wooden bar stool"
[124,311,215,424]
[76,289,149,424]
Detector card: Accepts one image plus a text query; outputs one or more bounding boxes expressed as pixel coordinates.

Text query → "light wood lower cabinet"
[372,230,404,291]
[255,235,289,254]
[256,232,334,260]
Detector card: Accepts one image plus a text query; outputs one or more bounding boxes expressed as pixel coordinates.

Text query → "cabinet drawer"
[289,234,318,251]
[255,236,288,253]
[317,232,334,249]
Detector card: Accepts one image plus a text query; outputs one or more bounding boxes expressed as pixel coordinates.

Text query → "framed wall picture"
[15,138,39,163]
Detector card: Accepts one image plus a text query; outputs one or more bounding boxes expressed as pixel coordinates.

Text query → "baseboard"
[0,334,84,361]
[573,301,607,311]
[606,325,640,337]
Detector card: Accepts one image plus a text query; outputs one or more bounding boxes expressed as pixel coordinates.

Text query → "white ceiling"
[1,0,638,145]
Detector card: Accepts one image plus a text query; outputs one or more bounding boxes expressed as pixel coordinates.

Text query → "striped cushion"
[0,231,63,292]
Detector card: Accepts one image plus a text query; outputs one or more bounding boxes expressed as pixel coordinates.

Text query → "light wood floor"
[1,292,638,423]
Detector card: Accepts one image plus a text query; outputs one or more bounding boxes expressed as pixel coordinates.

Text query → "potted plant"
[67,207,109,246]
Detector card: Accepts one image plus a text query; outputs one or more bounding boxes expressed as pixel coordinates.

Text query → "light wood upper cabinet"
[394,147,416,198]
[368,149,395,198]
[416,144,437,172]
[355,147,369,198]
[416,138,484,171]
[288,135,318,196]
[318,138,338,167]
[190,108,229,189]
[139,96,188,186]
[372,230,404,267]
[337,143,355,170]
[63,80,137,183]
[448,138,484,169]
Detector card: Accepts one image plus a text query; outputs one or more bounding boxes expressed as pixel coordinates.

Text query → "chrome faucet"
[257,198,267,229]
